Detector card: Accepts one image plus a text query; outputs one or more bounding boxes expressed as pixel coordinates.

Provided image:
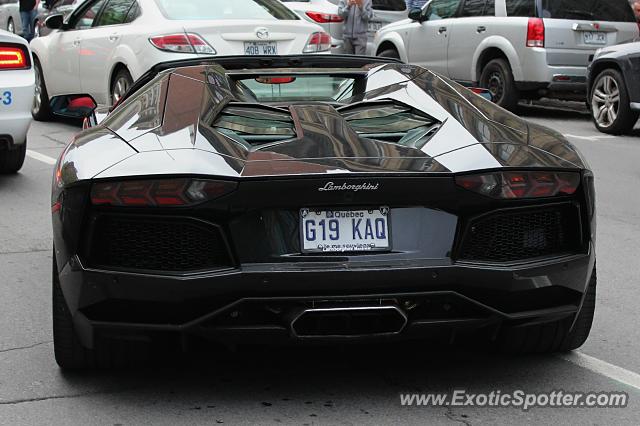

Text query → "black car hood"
[59,62,587,183]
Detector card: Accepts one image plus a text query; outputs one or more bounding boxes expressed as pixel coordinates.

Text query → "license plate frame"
[244,41,278,55]
[300,207,391,254]
[583,31,607,45]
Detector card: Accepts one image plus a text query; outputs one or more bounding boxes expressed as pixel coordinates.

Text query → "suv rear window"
[506,0,536,17]
[372,0,406,11]
[541,0,636,22]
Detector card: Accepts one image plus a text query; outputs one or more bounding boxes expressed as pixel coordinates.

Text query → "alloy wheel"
[112,76,130,105]
[32,64,43,115]
[7,19,14,34]
[591,75,620,128]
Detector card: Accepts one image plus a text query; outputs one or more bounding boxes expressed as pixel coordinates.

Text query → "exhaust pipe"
[291,305,408,338]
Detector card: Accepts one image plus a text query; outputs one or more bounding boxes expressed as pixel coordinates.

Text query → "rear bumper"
[518,47,589,96]
[0,69,35,146]
[58,249,595,348]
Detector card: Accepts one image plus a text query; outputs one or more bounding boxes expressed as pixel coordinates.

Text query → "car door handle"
[108,34,120,42]
[477,26,486,33]
[438,27,447,34]
[72,39,80,47]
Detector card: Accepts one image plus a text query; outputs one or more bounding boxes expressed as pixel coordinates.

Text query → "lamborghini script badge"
[318,182,379,192]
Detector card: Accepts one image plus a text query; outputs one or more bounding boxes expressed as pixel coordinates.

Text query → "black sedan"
[51,55,597,369]
[588,38,640,134]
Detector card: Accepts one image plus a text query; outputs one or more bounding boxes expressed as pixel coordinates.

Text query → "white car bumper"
[0,68,35,147]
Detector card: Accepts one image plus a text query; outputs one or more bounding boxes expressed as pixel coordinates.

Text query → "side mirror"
[44,13,64,30]
[53,95,98,120]
[408,8,423,21]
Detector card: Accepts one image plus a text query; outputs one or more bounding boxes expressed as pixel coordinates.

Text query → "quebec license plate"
[244,41,278,55]
[583,31,606,45]
[300,207,390,253]
[368,21,383,34]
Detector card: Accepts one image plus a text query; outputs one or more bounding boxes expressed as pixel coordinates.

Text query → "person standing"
[19,0,40,42]
[406,0,428,11]
[338,0,374,56]
[633,0,640,21]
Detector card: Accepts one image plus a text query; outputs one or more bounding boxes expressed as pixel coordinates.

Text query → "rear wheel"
[480,58,519,111]
[32,58,53,121]
[590,68,639,135]
[0,140,27,174]
[111,68,133,106]
[378,48,400,60]
[7,18,15,34]
[499,266,596,354]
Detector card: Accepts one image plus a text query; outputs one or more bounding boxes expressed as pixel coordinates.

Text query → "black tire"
[53,252,148,369]
[0,140,26,174]
[590,68,639,135]
[499,266,596,354]
[32,57,53,121]
[480,58,519,111]
[378,48,400,60]
[111,68,133,106]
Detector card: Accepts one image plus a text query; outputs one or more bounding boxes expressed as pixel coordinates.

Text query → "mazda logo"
[256,28,269,39]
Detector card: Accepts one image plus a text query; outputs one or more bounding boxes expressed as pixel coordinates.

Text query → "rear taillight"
[526,18,545,48]
[91,179,237,207]
[305,11,343,23]
[0,44,29,70]
[303,32,331,53]
[456,171,580,199]
[149,33,216,54]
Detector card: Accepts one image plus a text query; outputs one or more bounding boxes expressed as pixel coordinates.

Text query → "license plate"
[244,41,278,55]
[1,90,12,106]
[368,21,383,34]
[583,31,606,45]
[300,207,390,253]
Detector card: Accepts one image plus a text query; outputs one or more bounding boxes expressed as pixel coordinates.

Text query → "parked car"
[282,0,345,52]
[0,0,47,35]
[374,0,640,110]
[50,54,597,369]
[0,29,34,173]
[587,38,640,134]
[30,0,330,114]
[35,0,82,37]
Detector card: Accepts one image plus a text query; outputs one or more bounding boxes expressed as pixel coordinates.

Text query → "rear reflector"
[303,32,331,53]
[456,171,580,199]
[526,18,545,48]
[0,44,29,70]
[305,11,343,23]
[149,33,216,54]
[91,179,237,207]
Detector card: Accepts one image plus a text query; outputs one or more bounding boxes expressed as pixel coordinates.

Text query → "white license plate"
[583,31,607,45]
[368,21,383,34]
[300,207,390,253]
[244,41,278,55]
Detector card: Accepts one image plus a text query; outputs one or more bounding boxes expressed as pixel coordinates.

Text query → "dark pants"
[343,36,367,55]
[20,10,37,42]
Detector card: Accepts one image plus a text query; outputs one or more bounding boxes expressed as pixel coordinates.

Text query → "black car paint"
[51,55,596,348]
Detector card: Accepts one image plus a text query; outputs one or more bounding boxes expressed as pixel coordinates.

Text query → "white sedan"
[0,29,34,173]
[30,0,330,118]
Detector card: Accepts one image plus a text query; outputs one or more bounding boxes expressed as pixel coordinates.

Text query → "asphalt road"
[1,105,639,425]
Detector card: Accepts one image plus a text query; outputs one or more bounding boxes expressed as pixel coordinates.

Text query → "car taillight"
[91,178,237,207]
[456,171,580,199]
[303,32,331,53]
[0,44,29,70]
[526,18,545,48]
[305,11,343,23]
[149,33,216,54]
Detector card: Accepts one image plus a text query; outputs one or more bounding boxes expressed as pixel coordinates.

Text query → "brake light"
[91,179,237,207]
[255,76,296,84]
[149,33,216,54]
[526,18,545,48]
[0,45,28,70]
[305,11,343,23]
[303,32,331,53]
[456,171,580,199]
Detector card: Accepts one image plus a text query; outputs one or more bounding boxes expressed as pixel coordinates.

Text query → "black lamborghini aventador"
[51,55,596,369]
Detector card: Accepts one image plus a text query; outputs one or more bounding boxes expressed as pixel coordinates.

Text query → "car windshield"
[154,0,299,20]
[541,0,636,22]
[236,75,357,102]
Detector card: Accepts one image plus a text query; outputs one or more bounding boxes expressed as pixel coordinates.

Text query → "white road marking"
[559,352,640,391]
[564,134,616,141]
[26,150,57,165]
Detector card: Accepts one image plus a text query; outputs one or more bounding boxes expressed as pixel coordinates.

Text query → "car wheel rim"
[7,20,14,33]
[34,23,39,37]
[486,71,504,103]
[112,77,130,105]
[591,75,619,128]
[32,65,43,115]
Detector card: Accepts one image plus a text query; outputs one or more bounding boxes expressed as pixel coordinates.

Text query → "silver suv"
[373,0,640,110]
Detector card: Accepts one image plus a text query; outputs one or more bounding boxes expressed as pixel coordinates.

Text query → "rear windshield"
[541,0,636,22]
[237,76,356,102]
[155,0,299,20]
[372,0,406,11]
